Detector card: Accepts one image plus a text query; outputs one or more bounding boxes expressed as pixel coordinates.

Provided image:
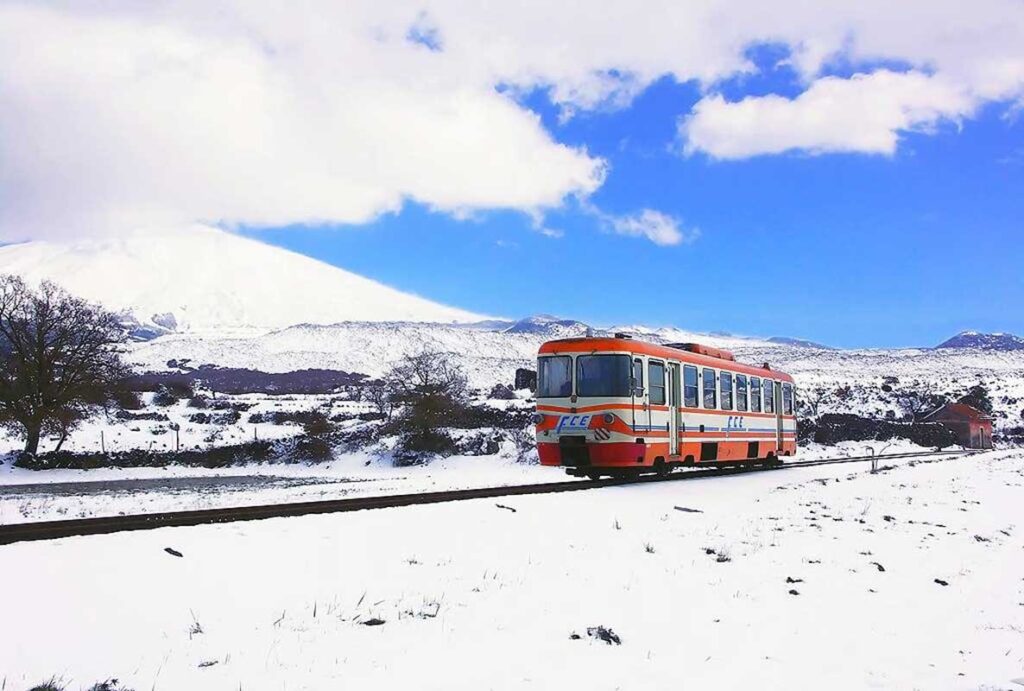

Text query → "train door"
[630,357,645,433]
[668,363,681,456]
[774,381,784,450]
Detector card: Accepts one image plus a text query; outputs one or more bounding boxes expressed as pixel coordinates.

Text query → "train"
[532,334,797,478]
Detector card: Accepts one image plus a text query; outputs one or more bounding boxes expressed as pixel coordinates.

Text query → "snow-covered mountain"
[935,331,1024,351]
[768,336,835,349]
[0,225,486,333]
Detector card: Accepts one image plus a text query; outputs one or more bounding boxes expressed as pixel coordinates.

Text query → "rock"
[586,626,622,645]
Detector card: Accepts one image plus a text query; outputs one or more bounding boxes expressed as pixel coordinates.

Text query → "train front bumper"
[537,438,648,468]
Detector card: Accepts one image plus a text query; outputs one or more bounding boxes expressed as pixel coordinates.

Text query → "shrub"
[189,410,241,425]
[811,413,958,447]
[112,389,145,410]
[393,429,458,466]
[291,435,333,461]
[187,394,209,409]
[302,411,337,437]
[489,383,516,400]
[13,440,277,470]
[152,385,180,407]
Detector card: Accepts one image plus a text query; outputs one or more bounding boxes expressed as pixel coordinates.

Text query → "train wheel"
[586,471,602,480]
[654,459,670,477]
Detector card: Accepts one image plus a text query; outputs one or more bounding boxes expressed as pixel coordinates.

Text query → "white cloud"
[681,70,977,159]
[1,1,1023,239]
[591,208,697,247]
[0,4,606,241]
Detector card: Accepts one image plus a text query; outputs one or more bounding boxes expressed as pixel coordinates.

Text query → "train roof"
[538,336,795,383]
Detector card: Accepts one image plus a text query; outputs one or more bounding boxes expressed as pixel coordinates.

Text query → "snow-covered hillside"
[0,225,485,332]
[936,330,1024,351]
[129,321,1024,431]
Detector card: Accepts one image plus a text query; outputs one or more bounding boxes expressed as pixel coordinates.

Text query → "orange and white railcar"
[533,334,797,477]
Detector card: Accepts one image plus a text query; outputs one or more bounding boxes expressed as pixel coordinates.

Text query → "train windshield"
[576,354,631,397]
[537,356,572,397]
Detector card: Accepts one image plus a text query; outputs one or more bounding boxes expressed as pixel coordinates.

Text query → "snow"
[0,449,554,525]
[0,225,487,331]
[1,450,1021,689]
[0,440,955,525]
[126,321,1024,430]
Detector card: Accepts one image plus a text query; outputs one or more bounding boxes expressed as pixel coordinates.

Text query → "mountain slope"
[0,225,485,331]
[935,331,1024,351]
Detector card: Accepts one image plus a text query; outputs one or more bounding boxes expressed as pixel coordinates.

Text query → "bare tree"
[383,349,468,462]
[0,276,130,455]
[799,385,831,419]
[384,349,468,404]
[364,384,395,420]
[894,381,947,422]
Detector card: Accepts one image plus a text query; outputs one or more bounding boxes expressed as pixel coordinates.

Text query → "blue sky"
[5,3,1023,349]
[247,72,1024,349]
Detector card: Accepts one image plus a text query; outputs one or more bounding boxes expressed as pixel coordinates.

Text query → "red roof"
[923,402,994,422]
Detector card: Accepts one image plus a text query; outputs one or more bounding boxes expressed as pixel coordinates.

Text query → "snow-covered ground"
[1,450,1021,690]
[0,440,940,525]
[0,392,376,457]
[0,451,553,525]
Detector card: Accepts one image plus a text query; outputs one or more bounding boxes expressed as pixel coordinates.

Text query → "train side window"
[749,376,761,412]
[683,365,699,407]
[720,371,733,410]
[783,383,794,415]
[632,358,644,396]
[736,374,748,412]
[763,379,775,413]
[702,368,717,409]
[649,360,666,405]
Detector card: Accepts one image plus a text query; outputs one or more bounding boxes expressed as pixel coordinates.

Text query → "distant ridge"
[768,336,835,350]
[935,331,1024,351]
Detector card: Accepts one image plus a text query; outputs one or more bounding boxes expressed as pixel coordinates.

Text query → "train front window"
[576,354,631,397]
[537,356,572,398]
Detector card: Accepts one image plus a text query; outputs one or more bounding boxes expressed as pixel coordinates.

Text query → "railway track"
[0,449,975,545]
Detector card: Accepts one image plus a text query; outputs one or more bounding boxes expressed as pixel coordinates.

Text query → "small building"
[922,403,994,449]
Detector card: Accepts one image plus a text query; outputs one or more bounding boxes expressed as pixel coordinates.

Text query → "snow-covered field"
[0,451,553,525]
[0,392,377,457]
[1,450,1021,690]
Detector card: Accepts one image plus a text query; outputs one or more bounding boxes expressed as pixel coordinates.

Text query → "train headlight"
[531,413,545,424]
[602,413,615,424]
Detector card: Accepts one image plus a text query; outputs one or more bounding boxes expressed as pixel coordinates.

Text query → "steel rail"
[0,449,974,545]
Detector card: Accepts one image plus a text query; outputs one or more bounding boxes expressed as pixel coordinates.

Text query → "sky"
[1,2,1023,348]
